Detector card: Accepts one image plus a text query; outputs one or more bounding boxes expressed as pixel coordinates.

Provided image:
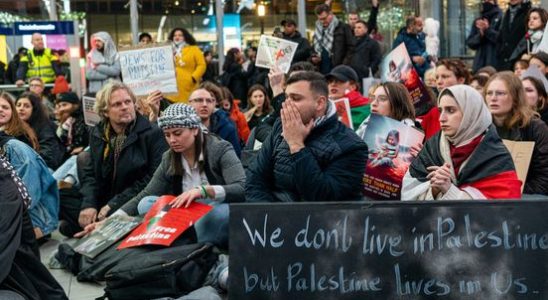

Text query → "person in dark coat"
[494,0,531,71]
[351,19,382,79]
[202,51,219,83]
[222,48,249,107]
[466,0,503,73]
[311,4,355,74]
[5,47,27,84]
[0,155,68,300]
[15,92,64,169]
[485,72,548,196]
[281,19,312,63]
[246,71,368,202]
[393,16,430,78]
[59,81,168,236]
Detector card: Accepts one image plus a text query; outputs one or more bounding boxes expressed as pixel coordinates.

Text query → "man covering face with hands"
[246,71,368,203]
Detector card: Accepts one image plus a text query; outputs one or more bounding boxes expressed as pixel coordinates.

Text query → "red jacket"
[229,100,250,143]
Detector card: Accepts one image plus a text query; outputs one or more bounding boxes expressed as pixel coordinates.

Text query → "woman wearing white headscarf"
[86,32,121,94]
[401,85,521,200]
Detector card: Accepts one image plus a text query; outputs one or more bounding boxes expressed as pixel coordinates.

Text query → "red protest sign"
[118,195,212,249]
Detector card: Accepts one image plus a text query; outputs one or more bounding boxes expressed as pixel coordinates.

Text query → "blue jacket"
[392,28,430,77]
[246,114,368,202]
[210,109,241,157]
[1,135,59,235]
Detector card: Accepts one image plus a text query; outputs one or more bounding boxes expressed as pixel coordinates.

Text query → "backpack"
[102,243,219,300]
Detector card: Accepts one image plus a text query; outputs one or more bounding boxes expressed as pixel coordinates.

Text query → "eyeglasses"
[29,84,43,88]
[486,90,508,98]
[370,95,389,102]
[190,97,215,104]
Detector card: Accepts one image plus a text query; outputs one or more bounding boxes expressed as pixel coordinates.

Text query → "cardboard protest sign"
[255,35,298,73]
[363,114,424,199]
[502,140,535,192]
[331,98,353,129]
[118,195,213,249]
[381,43,432,108]
[229,201,548,299]
[119,43,178,96]
[82,96,101,126]
[72,215,141,258]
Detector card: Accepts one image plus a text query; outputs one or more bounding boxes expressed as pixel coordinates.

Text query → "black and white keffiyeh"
[313,15,339,55]
[158,104,202,130]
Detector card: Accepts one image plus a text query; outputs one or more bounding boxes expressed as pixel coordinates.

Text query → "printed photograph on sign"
[330,98,353,129]
[83,96,101,126]
[118,195,213,249]
[118,44,178,96]
[381,43,431,108]
[255,35,298,73]
[363,114,424,199]
[72,216,141,258]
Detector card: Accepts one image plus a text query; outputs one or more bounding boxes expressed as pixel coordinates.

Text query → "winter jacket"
[85,57,121,94]
[246,113,368,202]
[210,109,242,157]
[119,134,245,216]
[466,5,503,72]
[224,62,250,106]
[16,48,61,83]
[34,120,65,170]
[495,119,548,195]
[5,55,21,84]
[494,1,531,71]
[79,114,168,212]
[393,28,430,77]
[402,126,522,200]
[332,22,356,67]
[351,35,382,79]
[0,156,67,299]
[0,133,59,236]
[282,31,312,63]
[166,45,206,103]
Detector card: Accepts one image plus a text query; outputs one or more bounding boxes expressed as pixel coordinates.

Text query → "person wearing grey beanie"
[78,103,245,249]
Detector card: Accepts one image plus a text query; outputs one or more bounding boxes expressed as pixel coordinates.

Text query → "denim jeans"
[137,196,229,248]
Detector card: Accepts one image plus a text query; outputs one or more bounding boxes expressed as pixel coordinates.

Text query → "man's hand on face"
[281,101,314,154]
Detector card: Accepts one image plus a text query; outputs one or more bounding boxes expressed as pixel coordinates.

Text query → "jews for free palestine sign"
[229,201,548,299]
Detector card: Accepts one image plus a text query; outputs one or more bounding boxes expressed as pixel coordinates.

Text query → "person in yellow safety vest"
[15,33,62,86]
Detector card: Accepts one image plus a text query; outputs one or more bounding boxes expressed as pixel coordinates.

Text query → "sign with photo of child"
[381,43,432,108]
[363,114,424,200]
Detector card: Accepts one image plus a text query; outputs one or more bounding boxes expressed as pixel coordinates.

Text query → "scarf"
[438,85,492,147]
[449,134,483,175]
[527,29,544,53]
[313,100,337,127]
[313,15,339,55]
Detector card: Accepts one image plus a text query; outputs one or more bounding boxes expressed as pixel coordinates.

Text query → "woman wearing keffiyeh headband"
[78,103,245,249]
[401,85,522,200]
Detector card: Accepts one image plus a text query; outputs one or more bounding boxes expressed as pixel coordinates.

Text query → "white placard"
[83,96,101,126]
[119,44,178,96]
[255,35,298,73]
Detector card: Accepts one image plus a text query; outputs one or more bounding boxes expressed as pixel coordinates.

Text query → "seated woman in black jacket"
[485,71,548,196]
[15,92,64,169]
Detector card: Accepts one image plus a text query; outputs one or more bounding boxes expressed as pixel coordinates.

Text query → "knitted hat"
[56,92,80,104]
[158,104,202,130]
